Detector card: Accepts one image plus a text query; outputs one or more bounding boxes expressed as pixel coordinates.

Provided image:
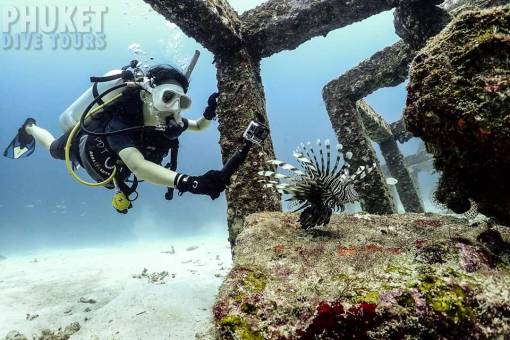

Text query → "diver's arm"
[118,146,227,199]
[187,117,211,132]
[119,147,178,188]
[186,92,218,132]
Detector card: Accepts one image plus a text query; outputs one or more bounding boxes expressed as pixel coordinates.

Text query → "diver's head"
[141,64,191,128]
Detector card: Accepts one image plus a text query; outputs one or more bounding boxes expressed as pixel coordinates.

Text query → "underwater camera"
[220,120,269,181]
[243,120,268,146]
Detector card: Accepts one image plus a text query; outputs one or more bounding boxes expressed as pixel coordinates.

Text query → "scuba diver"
[4,54,269,214]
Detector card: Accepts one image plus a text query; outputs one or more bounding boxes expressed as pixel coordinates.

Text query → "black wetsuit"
[49,88,188,186]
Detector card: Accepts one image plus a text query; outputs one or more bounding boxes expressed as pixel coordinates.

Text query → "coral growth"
[404,5,510,224]
[394,0,450,49]
[213,212,510,339]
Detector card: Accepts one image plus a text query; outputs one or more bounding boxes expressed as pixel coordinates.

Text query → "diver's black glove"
[176,170,227,200]
[203,92,219,120]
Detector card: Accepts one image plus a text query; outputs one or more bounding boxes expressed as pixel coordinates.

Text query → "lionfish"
[258,139,376,229]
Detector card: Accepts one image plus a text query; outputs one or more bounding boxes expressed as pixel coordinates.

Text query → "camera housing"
[243,121,269,146]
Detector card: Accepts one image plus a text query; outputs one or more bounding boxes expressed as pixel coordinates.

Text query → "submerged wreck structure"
[141,0,509,338]
[142,0,452,245]
[404,5,510,225]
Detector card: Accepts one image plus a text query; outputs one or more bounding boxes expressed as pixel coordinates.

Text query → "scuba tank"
[58,69,130,133]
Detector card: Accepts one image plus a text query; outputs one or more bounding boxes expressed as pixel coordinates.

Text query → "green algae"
[244,270,267,293]
[219,315,264,340]
[472,25,503,46]
[416,274,475,324]
[359,291,381,305]
[385,263,412,275]
[431,288,474,324]
[232,268,267,303]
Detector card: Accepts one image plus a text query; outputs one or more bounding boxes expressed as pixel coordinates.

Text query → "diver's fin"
[3,118,36,159]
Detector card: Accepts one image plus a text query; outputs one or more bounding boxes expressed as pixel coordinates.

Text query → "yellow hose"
[65,93,123,187]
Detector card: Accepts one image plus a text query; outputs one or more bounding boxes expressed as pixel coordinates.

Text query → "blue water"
[0,0,434,255]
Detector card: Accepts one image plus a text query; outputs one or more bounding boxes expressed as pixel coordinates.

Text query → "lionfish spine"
[351,162,377,184]
[292,152,317,172]
[304,141,322,176]
[299,142,315,168]
[330,143,344,174]
[325,139,331,175]
[317,139,325,174]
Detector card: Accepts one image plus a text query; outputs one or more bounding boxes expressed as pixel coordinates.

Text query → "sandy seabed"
[0,235,232,339]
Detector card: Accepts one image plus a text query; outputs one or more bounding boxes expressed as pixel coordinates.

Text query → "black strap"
[90,69,135,83]
[165,140,180,201]
[116,169,139,200]
[90,73,124,83]
[92,82,104,105]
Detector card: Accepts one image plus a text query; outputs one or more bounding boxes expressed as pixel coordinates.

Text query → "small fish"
[386,177,398,186]
[259,139,376,229]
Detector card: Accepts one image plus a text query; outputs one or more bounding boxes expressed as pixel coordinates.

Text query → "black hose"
[79,83,145,137]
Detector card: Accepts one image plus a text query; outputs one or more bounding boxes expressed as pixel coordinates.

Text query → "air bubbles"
[128,43,146,55]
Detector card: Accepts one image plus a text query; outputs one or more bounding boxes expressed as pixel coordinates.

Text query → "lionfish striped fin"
[325,139,331,175]
[350,165,365,180]
[292,152,317,171]
[331,143,344,174]
[317,139,325,174]
[334,158,352,180]
[343,183,359,202]
[299,142,315,166]
[306,142,322,176]
[352,162,378,183]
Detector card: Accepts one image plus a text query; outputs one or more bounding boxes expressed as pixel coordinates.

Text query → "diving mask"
[151,83,191,113]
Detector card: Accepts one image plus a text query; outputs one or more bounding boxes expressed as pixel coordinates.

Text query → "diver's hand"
[176,170,226,200]
[203,92,219,120]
